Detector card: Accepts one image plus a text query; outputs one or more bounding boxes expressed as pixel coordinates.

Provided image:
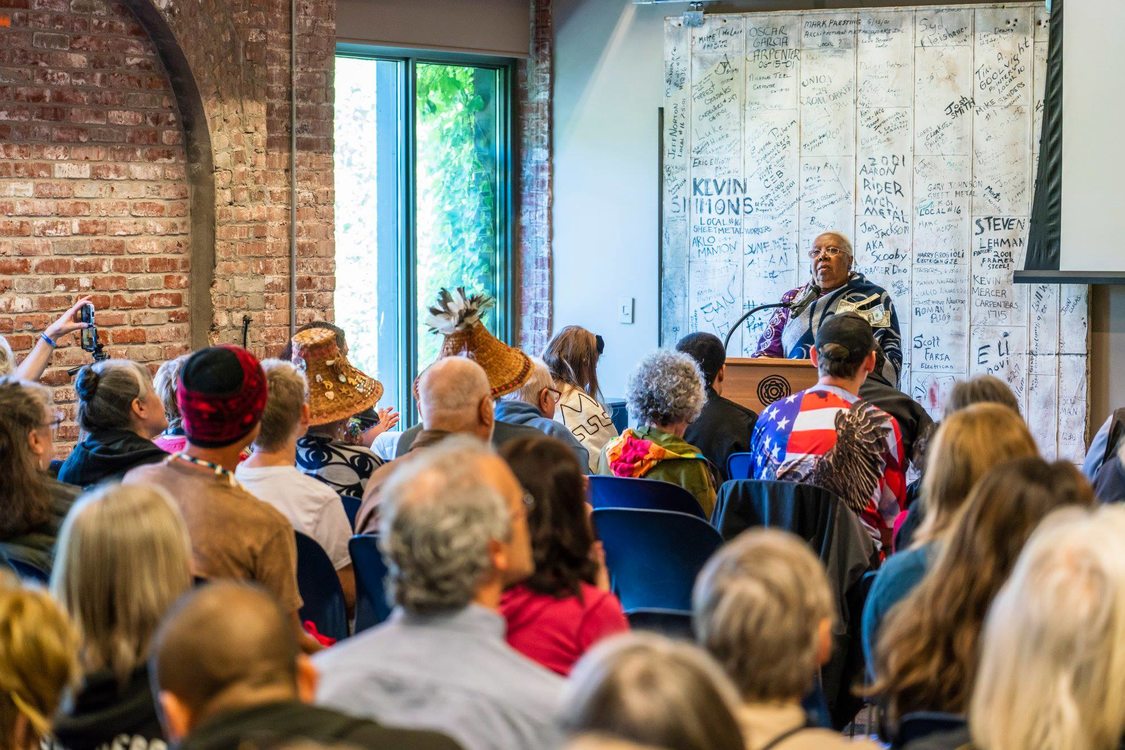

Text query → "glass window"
[333,51,513,423]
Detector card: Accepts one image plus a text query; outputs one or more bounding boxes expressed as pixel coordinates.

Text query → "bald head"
[152,583,298,722]
[417,356,493,438]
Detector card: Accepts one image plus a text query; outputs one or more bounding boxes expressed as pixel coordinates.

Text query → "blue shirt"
[314,605,563,750]
[862,543,937,674]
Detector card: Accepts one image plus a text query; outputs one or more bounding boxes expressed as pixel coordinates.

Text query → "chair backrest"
[605,398,629,434]
[7,558,47,584]
[588,475,706,519]
[294,532,349,642]
[592,507,723,615]
[726,452,754,480]
[349,534,393,633]
[340,495,361,531]
[893,712,966,748]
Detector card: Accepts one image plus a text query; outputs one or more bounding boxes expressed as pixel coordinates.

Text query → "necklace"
[172,452,239,488]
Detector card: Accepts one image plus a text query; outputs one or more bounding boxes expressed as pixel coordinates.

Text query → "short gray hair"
[418,356,491,433]
[503,356,554,406]
[815,230,853,258]
[0,336,13,377]
[378,436,511,614]
[693,529,835,702]
[626,350,705,427]
[153,355,188,431]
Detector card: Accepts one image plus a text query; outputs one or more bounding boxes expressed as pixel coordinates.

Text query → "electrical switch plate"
[618,296,635,324]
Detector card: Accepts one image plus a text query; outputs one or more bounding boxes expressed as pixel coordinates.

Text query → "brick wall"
[516,0,553,355]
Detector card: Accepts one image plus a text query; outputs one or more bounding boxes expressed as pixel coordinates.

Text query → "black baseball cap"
[814,312,875,365]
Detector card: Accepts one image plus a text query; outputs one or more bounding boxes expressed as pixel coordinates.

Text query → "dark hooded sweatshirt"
[57,429,167,489]
[51,665,165,750]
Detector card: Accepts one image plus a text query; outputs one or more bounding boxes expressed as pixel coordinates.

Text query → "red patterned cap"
[176,345,268,448]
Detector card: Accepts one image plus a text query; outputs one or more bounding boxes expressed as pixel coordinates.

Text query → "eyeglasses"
[40,411,64,435]
[807,245,845,260]
[545,387,562,404]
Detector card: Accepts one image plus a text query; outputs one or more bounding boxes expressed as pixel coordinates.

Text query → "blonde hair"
[693,529,834,702]
[254,359,309,452]
[51,484,192,684]
[561,633,745,750]
[913,403,1037,545]
[944,374,1020,417]
[0,576,79,745]
[153,354,189,432]
[970,505,1125,750]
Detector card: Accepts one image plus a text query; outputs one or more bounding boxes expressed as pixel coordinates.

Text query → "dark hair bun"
[74,366,100,401]
[819,342,851,361]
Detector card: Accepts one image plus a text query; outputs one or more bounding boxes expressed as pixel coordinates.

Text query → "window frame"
[334,45,518,425]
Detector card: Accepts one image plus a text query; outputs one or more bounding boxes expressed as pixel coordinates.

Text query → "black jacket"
[684,387,758,482]
[179,701,463,750]
[58,429,167,488]
[52,665,164,750]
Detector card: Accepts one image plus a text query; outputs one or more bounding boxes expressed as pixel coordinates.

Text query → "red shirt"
[500,582,629,676]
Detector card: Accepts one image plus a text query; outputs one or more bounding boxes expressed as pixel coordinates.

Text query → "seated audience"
[152,354,189,454]
[675,332,758,482]
[237,359,355,612]
[860,403,1038,666]
[693,529,879,750]
[50,483,193,750]
[1,297,90,383]
[152,582,462,750]
[495,357,590,468]
[397,289,539,457]
[544,325,618,472]
[599,350,717,516]
[123,346,311,650]
[58,360,168,487]
[499,436,628,675]
[0,577,79,750]
[870,458,1094,734]
[903,505,1125,750]
[750,313,904,549]
[290,327,389,496]
[355,356,494,532]
[0,377,80,576]
[560,633,745,750]
[316,438,563,750]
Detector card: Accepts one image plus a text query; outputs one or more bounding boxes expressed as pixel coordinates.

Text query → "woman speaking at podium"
[752,231,902,387]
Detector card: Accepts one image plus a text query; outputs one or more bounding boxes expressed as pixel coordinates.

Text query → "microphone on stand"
[720,283,822,353]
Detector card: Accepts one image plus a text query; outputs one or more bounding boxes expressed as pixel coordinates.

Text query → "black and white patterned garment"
[296,433,383,497]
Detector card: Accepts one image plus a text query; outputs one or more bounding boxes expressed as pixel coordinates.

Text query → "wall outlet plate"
[618,296,635,325]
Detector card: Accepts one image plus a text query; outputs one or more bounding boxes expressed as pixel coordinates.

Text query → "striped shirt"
[750,384,906,549]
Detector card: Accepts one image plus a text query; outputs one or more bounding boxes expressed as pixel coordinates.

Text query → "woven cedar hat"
[425,287,532,398]
[289,327,383,426]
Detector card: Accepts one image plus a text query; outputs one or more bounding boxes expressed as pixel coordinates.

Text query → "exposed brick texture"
[516,0,552,355]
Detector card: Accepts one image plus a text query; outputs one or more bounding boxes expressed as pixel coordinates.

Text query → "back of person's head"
[812,312,875,379]
[74,359,154,433]
[675,333,725,388]
[543,325,602,399]
[153,354,189,433]
[626,350,705,428]
[0,577,79,749]
[0,377,53,537]
[499,435,598,597]
[152,582,304,735]
[567,735,671,750]
[914,402,1037,544]
[177,346,268,450]
[693,529,834,703]
[872,458,1095,725]
[504,356,556,407]
[254,359,309,452]
[379,437,520,614]
[416,356,492,434]
[0,335,13,377]
[944,374,1020,417]
[970,505,1125,750]
[560,633,745,750]
[51,483,192,683]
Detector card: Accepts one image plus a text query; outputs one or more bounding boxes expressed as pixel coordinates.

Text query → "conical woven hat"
[426,288,532,398]
[290,327,383,426]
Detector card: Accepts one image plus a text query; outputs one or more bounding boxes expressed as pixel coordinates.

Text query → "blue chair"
[294,532,349,642]
[605,398,629,434]
[587,475,707,519]
[340,495,361,531]
[349,534,392,633]
[592,508,723,616]
[893,712,966,748]
[726,452,754,480]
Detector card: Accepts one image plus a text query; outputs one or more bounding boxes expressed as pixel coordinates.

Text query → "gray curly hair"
[378,436,511,614]
[626,350,706,427]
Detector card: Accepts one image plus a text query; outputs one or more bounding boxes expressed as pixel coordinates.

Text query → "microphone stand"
[721,301,791,352]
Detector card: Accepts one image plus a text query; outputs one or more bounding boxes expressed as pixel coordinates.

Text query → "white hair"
[626,350,705,427]
[0,336,13,376]
[970,505,1125,750]
[417,356,491,432]
[503,356,554,406]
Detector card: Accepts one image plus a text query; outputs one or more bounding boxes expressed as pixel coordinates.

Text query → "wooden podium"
[723,357,817,414]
